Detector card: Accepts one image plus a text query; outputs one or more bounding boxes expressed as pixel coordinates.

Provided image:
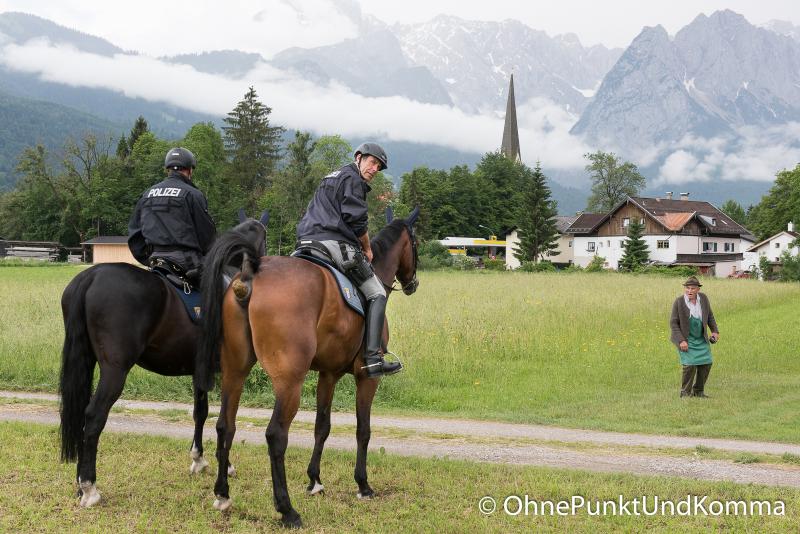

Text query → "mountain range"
[1,8,800,213]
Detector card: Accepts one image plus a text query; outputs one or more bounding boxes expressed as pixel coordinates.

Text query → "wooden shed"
[82,236,139,265]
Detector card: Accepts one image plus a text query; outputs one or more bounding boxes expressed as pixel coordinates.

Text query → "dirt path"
[3,390,800,488]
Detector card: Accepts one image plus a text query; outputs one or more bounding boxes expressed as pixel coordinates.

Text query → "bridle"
[382,223,419,294]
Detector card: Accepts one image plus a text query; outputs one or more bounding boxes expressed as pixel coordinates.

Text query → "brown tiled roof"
[630,197,749,235]
[554,215,578,233]
[566,213,606,234]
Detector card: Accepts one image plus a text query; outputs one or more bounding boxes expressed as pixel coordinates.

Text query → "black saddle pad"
[152,268,202,323]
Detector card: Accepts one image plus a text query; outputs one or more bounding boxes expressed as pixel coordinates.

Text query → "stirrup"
[361,351,404,377]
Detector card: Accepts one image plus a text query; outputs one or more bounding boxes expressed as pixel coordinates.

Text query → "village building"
[82,236,138,265]
[743,222,798,273]
[504,215,578,269]
[566,194,755,277]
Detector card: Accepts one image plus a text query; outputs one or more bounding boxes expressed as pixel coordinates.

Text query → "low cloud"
[655,124,800,184]
[0,39,594,171]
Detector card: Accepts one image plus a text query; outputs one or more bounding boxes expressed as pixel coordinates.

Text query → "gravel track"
[3,390,800,488]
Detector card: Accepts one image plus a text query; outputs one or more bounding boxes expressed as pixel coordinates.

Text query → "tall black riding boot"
[362,296,402,378]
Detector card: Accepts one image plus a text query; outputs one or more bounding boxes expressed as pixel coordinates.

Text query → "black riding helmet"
[164,147,197,170]
[354,142,388,171]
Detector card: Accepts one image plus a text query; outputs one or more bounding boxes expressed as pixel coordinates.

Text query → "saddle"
[292,242,366,317]
[149,259,202,323]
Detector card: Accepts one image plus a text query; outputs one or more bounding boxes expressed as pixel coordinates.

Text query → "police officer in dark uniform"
[128,147,216,286]
[296,142,401,378]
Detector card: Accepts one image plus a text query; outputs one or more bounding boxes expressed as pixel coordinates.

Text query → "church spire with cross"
[501,73,521,162]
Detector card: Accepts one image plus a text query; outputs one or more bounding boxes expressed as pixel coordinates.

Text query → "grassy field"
[1,422,797,533]
[2,265,800,443]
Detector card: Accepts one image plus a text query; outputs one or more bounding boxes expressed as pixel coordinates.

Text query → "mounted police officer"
[296,142,401,378]
[128,147,216,287]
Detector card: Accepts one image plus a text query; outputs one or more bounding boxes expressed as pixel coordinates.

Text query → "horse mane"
[370,219,407,262]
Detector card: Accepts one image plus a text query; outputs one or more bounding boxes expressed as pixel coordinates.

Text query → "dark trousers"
[681,363,712,396]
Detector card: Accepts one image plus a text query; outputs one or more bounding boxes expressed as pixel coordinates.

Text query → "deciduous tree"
[584,151,646,213]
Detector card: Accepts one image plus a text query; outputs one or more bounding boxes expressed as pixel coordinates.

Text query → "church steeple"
[501,74,521,162]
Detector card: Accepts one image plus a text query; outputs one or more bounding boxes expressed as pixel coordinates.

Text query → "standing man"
[669,276,720,398]
[296,142,402,378]
[128,147,216,286]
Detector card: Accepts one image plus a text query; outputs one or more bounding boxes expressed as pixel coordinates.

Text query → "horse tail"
[197,229,261,392]
[59,269,98,463]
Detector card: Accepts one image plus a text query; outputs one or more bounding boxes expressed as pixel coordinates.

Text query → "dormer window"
[711,218,717,226]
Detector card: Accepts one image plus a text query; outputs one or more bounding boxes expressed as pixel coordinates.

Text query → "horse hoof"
[213,496,232,512]
[190,456,209,474]
[227,463,236,477]
[79,482,101,508]
[281,512,303,529]
[356,489,374,500]
[306,481,324,496]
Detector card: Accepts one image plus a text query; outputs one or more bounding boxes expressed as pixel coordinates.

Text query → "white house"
[743,222,799,272]
[566,195,755,277]
[504,216,578,269]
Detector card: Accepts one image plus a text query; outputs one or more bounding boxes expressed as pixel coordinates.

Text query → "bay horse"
[196,207,419,528]
[59,211,268,507]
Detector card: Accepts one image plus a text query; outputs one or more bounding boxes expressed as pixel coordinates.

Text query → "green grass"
[2,266,800,443]
[1,422,797,533]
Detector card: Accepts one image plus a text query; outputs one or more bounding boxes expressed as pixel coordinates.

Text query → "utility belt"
[295,240,374,286]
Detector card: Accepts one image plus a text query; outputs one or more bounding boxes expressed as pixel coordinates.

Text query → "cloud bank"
[1,37,798,184]
[0,38,592,171]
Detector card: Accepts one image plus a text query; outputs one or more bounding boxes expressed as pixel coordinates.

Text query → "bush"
[563,264,584,273]
[519,261,556,272]
[483,258,506,271]
[777,251,800,282]
[585,255,607,272]
[450,255,476,270]
[417,240,452,270]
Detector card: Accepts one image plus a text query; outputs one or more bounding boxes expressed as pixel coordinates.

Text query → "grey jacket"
[669,293,719,348]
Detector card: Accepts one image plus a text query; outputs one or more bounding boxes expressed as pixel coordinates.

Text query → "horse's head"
[377,206,419,295]
[234,209,269,256]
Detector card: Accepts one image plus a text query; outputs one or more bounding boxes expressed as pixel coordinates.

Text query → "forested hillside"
[0,90,123,190]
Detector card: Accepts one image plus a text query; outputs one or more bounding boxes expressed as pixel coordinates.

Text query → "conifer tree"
[222,86,284,212]
[619,218,649,271]
[513,162,559,263]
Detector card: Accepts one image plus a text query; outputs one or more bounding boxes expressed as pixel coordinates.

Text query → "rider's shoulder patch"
[325,170,341,179]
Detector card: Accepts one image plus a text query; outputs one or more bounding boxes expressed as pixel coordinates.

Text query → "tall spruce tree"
[619,218,649,271]
[222,86,284,213]
[513,162,559,263]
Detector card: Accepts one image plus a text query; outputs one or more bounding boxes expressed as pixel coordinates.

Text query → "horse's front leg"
[189,383,209,474]
[354,372,379,499]
[306,371,341,495]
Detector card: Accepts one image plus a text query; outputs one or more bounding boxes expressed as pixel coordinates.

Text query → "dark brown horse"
[59,212,268,507]
[197,207,419,528]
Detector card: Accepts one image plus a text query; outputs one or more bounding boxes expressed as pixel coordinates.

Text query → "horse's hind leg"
[77,364,131,507]
[266,377,305,528]
[306,372,341,495]
[189,384,209,474]
[354,374,379,499]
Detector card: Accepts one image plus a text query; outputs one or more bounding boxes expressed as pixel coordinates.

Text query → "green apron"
[679,315,712,366]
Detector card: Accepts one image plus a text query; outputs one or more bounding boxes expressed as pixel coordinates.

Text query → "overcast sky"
[1,1,799,183]
[1,0,797,55]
